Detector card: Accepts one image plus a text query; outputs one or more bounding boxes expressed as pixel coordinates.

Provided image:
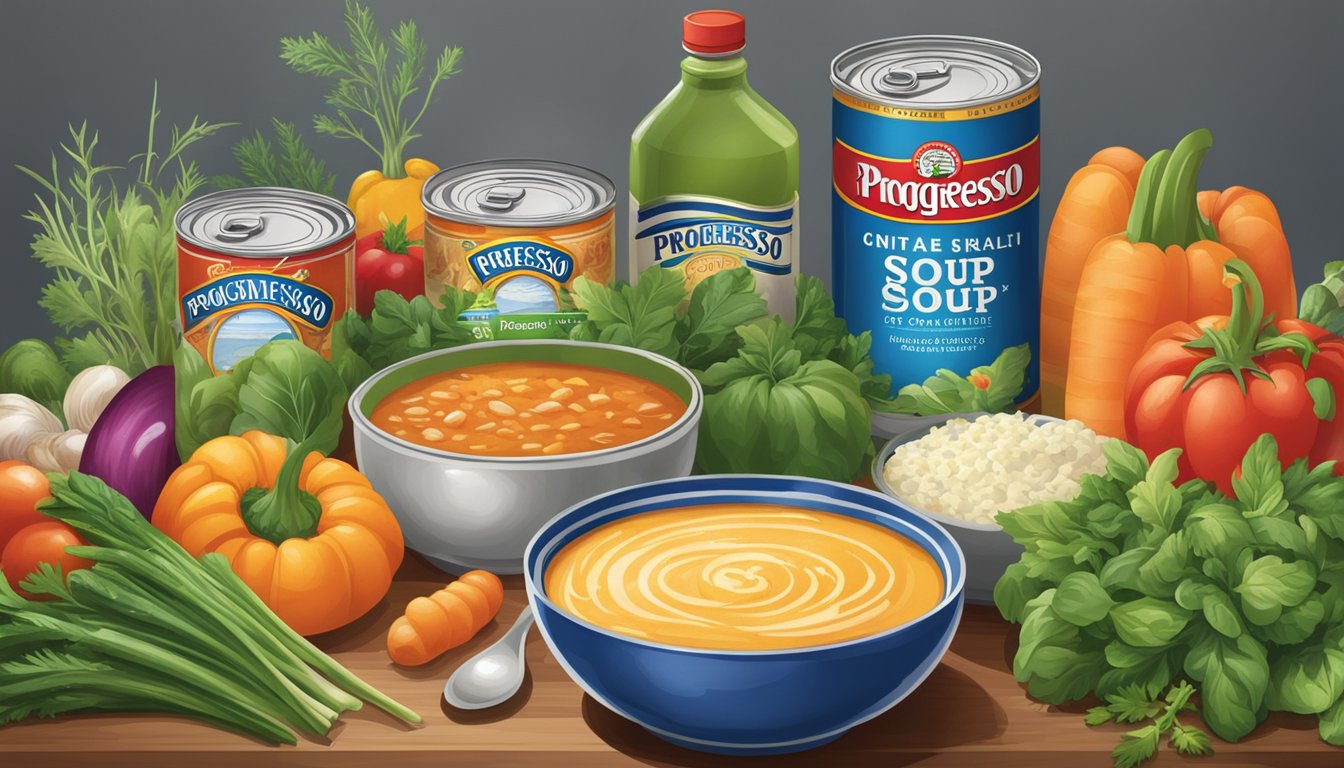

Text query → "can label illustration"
[175,187,355,373]
[422,159,615,339]
[631,194,797,307]
[831,36,1041,402]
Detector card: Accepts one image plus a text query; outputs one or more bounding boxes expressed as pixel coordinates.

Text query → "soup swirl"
[544,504,944,650]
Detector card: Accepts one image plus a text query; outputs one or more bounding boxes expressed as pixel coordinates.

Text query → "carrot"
[1039,147,1142,416]
[1064,140,1204,438]
[386,569,505,666]
[1089,147,1145,190]
[1065,237,1188,437]
[1210,189,1296,320]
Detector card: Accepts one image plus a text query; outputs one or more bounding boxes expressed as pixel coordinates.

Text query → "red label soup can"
[175,187,356,373]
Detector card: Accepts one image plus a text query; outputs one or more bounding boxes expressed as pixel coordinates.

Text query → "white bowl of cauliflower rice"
[872,412,1110,603]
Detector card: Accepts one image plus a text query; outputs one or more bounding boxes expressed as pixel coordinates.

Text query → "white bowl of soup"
[349,341,702,573]
[525,475,965,755]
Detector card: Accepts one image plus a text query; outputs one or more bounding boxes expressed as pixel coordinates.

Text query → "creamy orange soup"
[370,362,686,457]
[545,504,945,650]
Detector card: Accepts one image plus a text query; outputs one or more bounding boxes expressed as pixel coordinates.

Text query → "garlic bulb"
[64,364,130,433]
[26,429,86,474]
[0,394,64,461]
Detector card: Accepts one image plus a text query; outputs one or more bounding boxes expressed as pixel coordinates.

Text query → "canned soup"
[369,362,686,457]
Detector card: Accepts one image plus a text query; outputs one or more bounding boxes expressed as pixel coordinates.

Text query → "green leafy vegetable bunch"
[0,471,418,742]
[995,434,1344,766]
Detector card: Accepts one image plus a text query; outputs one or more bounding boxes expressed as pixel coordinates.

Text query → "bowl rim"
[523,473,966,657]
[870,412,1071,532]
[347,339,704,465]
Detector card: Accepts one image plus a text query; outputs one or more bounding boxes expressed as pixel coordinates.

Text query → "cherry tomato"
[2,521,92,599]
[0,461,50,551]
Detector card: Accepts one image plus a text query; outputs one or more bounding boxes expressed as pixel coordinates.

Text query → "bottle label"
[630,194,797,318]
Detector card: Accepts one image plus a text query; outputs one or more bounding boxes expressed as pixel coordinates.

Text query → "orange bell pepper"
[152,431,404,636]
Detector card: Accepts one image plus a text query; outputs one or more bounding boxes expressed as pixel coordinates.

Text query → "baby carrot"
[386,569,505,666]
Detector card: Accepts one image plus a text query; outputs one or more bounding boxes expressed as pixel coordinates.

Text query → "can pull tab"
[878,61,950,95]
[479,185,527,212]
[216,213,265,242]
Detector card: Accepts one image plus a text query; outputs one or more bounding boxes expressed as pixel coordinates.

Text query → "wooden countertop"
[2,554,1338,768]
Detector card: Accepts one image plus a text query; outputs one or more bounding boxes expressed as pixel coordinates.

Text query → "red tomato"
[355,217,425,314]
[2,521,92,599]
[0,461,51,551]
[1125,260,1344,496]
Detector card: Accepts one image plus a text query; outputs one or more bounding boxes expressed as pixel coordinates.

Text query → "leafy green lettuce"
[174,340,347,460]
[995,434,1344,763]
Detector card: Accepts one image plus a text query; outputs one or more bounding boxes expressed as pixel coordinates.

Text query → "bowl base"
[418,551,523,576]
[647,727,848,756]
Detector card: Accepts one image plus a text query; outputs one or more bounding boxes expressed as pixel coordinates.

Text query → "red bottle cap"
[683,10,745,57]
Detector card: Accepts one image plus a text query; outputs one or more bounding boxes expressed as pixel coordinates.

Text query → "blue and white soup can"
[831,36,1042,431]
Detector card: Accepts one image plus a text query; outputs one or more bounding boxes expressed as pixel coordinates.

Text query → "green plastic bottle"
[629,10,800,319]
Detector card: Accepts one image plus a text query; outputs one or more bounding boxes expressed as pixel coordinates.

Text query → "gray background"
[2,0,1340,350]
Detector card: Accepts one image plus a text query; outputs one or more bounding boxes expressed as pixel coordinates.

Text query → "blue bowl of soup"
[524,475,965,755]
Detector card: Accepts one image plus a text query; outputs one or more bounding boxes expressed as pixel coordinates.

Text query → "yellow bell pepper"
[347,158,440,241]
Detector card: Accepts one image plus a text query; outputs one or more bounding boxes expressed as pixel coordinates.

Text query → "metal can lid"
[831,35,1040,108]
[175,187,355,258]
[422,159,616,227]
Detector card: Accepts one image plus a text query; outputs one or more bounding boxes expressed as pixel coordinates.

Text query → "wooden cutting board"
[1,554,1338,767]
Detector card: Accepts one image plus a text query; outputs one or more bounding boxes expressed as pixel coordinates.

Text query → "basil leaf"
[1185,632,1269,742]
[1321,695,1344,745]
[1174,578,1244,639]
[1184,503,1255,559]
[677,268,768,369]
[791,274,847,362]
[1234,555,1316,624]
[1267,644,1344,715]
[831,331,894,404]
[994,562,1046,624]
[1110,597,1191,648]
[1053,572,1114,626]
[1256,593,1326,646]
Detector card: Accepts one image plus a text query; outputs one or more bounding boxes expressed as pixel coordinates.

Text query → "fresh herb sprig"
[17,86,230,375]
[1085,681,1213,767]
[214,118,336,196]
[281,0,463,178]
[995,433,1344,764]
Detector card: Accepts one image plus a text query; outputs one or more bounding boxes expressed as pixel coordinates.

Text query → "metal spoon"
[443,605,535,709]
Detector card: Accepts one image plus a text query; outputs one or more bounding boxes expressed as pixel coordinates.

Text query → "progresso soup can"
[831,36,1041,429]
[176,187,356,373]
[422,159,616,340]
